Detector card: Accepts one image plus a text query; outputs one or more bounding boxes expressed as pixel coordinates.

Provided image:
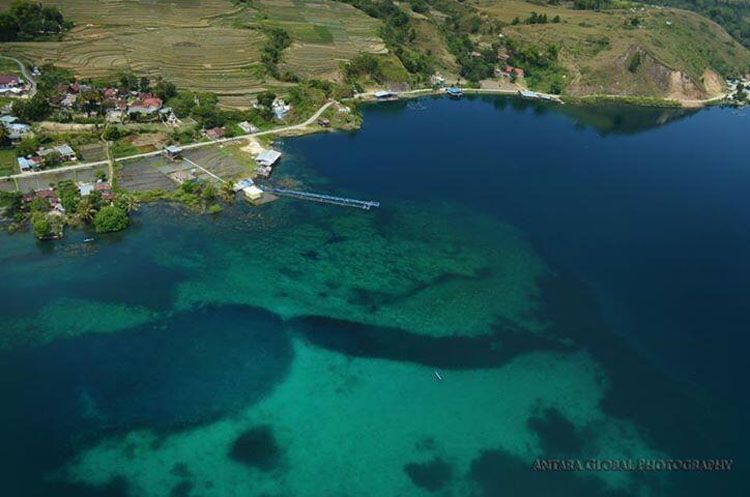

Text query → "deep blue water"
[286,97,750,401]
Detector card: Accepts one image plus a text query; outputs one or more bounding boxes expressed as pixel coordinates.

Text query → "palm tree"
[220,180,236,202]
[118,193,139,214]
[77,196,97,223]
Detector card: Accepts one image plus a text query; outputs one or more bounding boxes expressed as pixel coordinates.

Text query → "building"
[6,123,31,141]
[95,182,115,201]
[164,145,182,160]
[272,98,291,120]
[446,86,463,98]
[205,127,225,140]
[78,182,95,196]
[243,185,264,201]
[170,170,195,184]
[0,74,22,88]
[17,156,43,173]
[0,75,23,94]
[374,90,397,100]
[238,121,258,134]
[318,118,330,128]
[234,178,255,192]
[39,144,77,162]
[129,95,163,114]
[60,93,77,108]
[256,149,281,167]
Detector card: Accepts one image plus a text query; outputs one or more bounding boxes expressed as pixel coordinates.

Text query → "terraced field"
[257,0,386,78]
[0,0,386,106]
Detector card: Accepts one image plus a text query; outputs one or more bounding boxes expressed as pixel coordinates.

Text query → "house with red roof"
[128,94,163,115]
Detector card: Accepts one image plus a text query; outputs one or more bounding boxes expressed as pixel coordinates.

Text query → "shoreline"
[0,86,727,182]
[0,89,733,240]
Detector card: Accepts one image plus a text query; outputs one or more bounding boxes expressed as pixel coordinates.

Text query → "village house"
[0,74,24,94]
[128,94,163,115]
[95,182,114,202]
[1,114,31,141]
[5,122,31,141]
[23,188,62,213]
[78,182,95,196]
[163,145,182,160]
[238,121,258,134]
[38,144,77,162]
[204,127,225,140]
[272,98,291,120]
[17,155,43,173]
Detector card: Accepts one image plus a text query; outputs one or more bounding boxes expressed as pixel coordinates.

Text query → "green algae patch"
[63,339,665,497]
[167,201,548,338]
[1,298,158,350]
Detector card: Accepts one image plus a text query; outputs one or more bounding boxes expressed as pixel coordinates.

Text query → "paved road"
[0,101,335,181]
[0,54,36,97]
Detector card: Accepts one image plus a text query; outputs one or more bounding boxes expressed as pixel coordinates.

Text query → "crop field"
[476,0,750,98]
[11,167,100,193]
[0,0,386,106]
[117,156,177,192]
[116,143,251,192]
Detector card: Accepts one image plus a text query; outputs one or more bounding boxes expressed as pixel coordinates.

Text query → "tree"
[139,76,150,93]
[12,94,51,121]
[76,195,98,223]
[31,212,52,239]
[116,193,139,214]
[15,136,39,157]
[256,91,277,109]
[42,151,63,170]
[56,181,80,213]
[118,71,140,91]
[93,205,129,233]
[153,78,177,101]
[0,125,7,145]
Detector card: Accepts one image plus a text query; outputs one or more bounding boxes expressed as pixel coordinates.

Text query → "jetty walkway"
[264,187,380,210]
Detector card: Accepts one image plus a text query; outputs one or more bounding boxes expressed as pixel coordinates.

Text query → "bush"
[93,205,129,233]
[31,212,51,239]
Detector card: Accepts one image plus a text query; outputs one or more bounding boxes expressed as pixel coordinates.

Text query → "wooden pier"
[264,187,380,210]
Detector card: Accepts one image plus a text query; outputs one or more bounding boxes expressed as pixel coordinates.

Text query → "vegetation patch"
[228,425,281,472]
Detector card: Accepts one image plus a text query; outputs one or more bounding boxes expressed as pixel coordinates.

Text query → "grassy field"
[0,148,17,176]
[476,0,750,98]
[0,57,23,76]
[0,0,387,106]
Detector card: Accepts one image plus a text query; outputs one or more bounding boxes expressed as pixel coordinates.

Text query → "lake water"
[1,96,748,497]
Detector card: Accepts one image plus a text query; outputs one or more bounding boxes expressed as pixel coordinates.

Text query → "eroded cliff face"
[565,46,724,101]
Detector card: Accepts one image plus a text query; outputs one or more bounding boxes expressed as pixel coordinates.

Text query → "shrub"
[93,205,129,233]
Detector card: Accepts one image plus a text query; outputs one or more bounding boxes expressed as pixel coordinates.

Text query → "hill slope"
[476,0,750,100]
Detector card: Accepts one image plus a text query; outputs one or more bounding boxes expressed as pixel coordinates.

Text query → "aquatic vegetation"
[169,201,548,338]
[63,340,664,497]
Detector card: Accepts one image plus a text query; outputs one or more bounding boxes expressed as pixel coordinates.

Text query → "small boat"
[83,237,95,243]
[434,370,444,381]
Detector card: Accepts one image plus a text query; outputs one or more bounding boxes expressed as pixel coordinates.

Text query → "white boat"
[434,370,443,381]
[83,237,95,243]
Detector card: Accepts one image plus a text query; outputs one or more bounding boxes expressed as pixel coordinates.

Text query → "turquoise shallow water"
[0,97,748,496]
